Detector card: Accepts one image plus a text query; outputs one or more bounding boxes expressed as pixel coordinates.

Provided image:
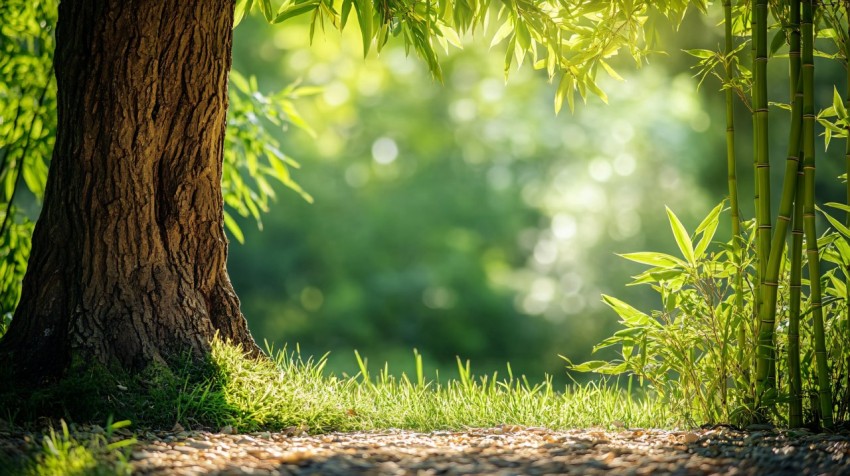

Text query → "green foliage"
[238,0,706,112]
[223,71,318,242]
[0,0,56,326]
[571,201,850,427]
[569,204,755,425]
[200,339,675,429]
[0,338,676,433]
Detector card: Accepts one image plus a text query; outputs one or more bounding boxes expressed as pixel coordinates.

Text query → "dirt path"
[4,425,850,475]
[125,426,849,475]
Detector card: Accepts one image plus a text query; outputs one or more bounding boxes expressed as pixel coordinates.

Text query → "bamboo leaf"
[618,252,685,268]
[566,360,627,374]
[666,206,695,265]
[834,86,848,120]
[769,29,786,56]
[695,202,724,234]
[602,294,656,327]
[694,202,722,259]
[834,239,850,266]
[818,205,850,239]
[683,48,714,59]
[628,267,685,285]
[824,202,850,213]
[694,216,719,260]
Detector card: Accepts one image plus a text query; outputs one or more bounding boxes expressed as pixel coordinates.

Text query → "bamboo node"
[756,164,770,169]
[778,215,792,222]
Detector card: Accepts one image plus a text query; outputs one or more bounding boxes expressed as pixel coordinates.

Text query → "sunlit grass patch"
[174,338,677,433]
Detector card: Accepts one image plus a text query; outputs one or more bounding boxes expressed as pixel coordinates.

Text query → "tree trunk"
[0,0,260,383]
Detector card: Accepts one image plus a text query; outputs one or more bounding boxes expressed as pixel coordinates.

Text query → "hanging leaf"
[234,0,255,27]
[352,0,373,58]
[259,0,274,22]
[273,1,320,24]
[490,20,513,48]
[223,211,245,244]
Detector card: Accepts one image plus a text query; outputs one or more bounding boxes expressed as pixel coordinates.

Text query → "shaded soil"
[3,425,850,475]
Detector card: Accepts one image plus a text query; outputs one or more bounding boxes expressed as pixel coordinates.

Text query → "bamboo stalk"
[787,0,804,429]
[802,0,835,430]
[789,166,805,428]
[753,0,774,401]
[722,0,747,400]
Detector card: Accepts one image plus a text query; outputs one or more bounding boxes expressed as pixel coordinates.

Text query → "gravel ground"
[3,424,850,475]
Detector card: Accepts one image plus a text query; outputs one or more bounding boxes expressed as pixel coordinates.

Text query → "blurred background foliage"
[226,10,768,383]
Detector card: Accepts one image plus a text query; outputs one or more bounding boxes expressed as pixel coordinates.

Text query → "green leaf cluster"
[569,205,755,424]
[237,0,706,112]
[0,0,56,326]
[572,200,850,426]
[223,71,317,242]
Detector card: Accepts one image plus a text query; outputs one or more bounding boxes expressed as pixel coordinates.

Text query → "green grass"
[1,338,679,474]
[154,339,675,432]
[1,419,134,476]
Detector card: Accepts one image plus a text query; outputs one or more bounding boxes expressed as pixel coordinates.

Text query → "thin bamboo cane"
[752,0,773,400]
[722,0,747,400]
[802,0,835,430]
[787,0,804,430]
[789,166,805,428]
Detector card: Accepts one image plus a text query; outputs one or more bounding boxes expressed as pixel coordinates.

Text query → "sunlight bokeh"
[226,13,736,383]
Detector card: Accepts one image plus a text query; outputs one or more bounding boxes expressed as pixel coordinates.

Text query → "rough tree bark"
[0,0,261,382]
